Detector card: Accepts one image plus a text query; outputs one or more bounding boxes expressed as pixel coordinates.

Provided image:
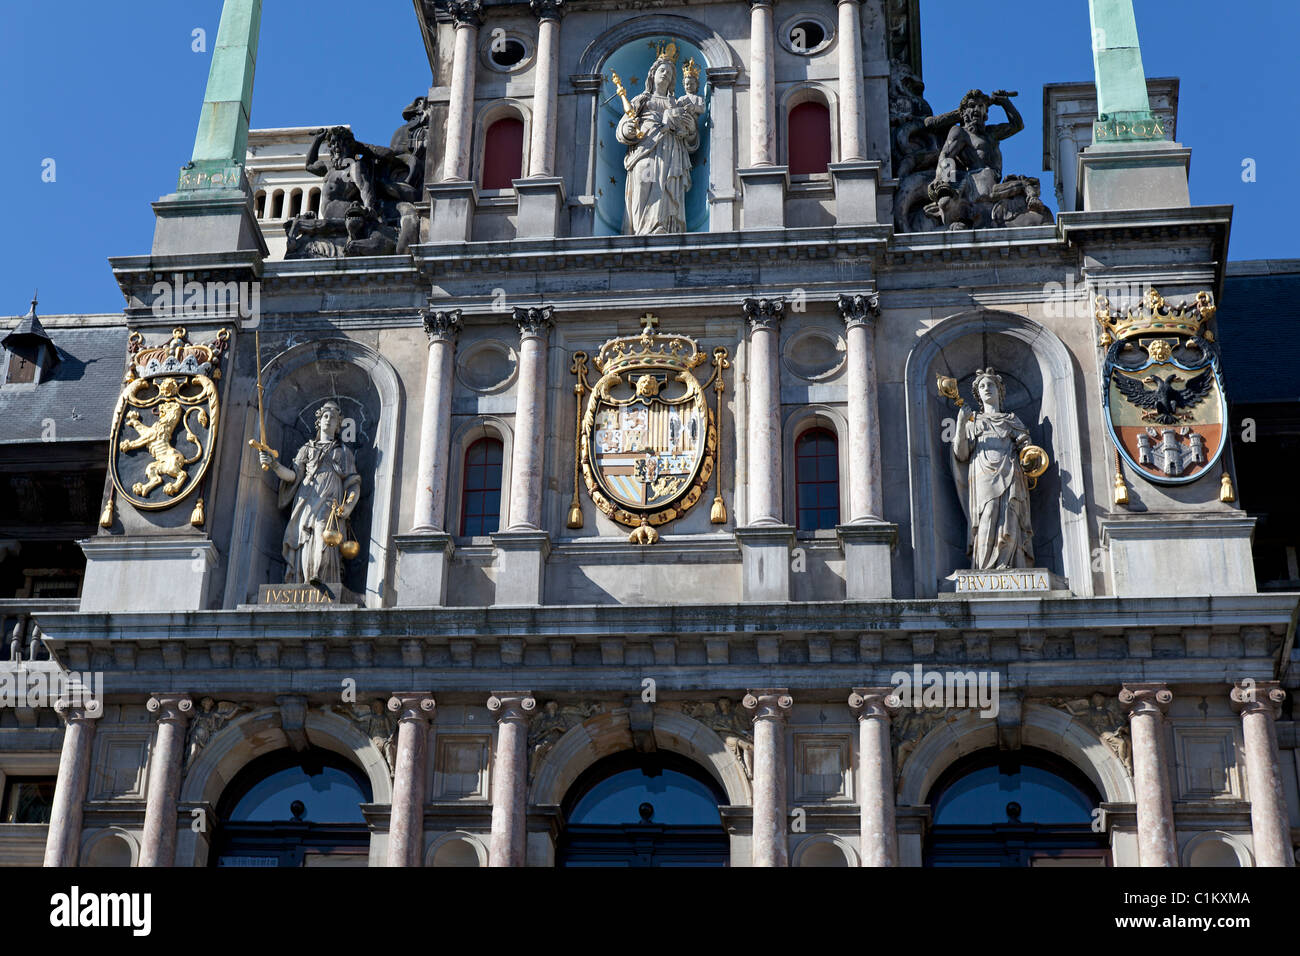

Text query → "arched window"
[924,748,1109,867]
[288,188,303,218]
[788,101,832,175]
[308,187,321,216]
[254,190,267,219]
[212,749,373,867]
[271,189,285,219]
[482,117,525,189]
[795,427,840,530]
[460,437,504,536]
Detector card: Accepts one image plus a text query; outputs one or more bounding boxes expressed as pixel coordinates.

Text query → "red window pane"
[788,101,831,175]
[795,427,839,531]
[482,118,524,189]
[461,437,504,536]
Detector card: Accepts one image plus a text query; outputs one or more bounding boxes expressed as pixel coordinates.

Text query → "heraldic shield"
[1097,289,1226,485]
[572,318,728,544]
[109,327,228,511]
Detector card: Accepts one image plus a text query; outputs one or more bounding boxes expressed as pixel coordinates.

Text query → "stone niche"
[223,338,401,608]
[904,311,1091,598]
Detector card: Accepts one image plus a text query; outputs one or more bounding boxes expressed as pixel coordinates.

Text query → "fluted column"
[506,307,554,531]
[386,694,437,867]
[745,689,792,866]
[412,310,462,532]
[748,0,776,166]
[743,297,784,525]
[849,688,900,866]
[527,0,564,177]
[43,698,101,867]
[140,695,193,867]
[838,293,883,521]
[1231,681,1294,868]
[487,693,535,866]
[441,0,484,182]
[1120,683,1178,867]
[836,0,865,161]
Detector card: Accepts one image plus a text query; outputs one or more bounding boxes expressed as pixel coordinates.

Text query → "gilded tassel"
[99,487,115,528]
[1113,450,1129,507]
[190,496,206,527]
[1220,472,1236,503]
[710,493,727,524]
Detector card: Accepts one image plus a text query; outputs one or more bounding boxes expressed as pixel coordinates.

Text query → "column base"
[829,161,883,225]
[393,532,456,607]
[78,536,217,612]
[1100,515,1257,596]
[151,193,269,258]
[1079,141,1192,212]
[513,177,567,238]
[735,526,796,602]
[738,166,789,230]
[836,522,897,599]
[491,530,551,606]
[427,181,480,242]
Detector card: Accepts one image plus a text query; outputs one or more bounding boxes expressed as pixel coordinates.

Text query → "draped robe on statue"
[952,410,1034,569]
[617,86,699,235]
[277,438,361,586]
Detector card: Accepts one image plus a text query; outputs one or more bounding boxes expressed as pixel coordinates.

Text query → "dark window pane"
[461,439,504,535]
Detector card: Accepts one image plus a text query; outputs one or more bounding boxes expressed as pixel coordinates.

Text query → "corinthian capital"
[743,296,785,332]
[446,0,483,27]
[848,687,901,722]
[837,292,881,330]
[421,308,463,344]
[744,689,793,721]
[488,693,537,722]
[1119,682,1173,719]
[513,305,555,340]
[147,695,194,725]
[1230,680,1286,720]
[387,694,437,723]
[530,0,566,20]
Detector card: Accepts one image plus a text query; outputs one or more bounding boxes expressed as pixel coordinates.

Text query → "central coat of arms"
[571,316,727,544]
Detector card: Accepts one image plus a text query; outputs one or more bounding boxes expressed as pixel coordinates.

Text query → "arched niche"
[81,827,139,867]
[1183,830,1252,867]
[793,834,859,867]
[224,338,403,608]
[426,831,488,867]
[529,708,751,809]
[903,310,1092,597]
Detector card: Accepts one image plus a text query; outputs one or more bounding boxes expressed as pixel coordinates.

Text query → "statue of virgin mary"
[615,45,701,235]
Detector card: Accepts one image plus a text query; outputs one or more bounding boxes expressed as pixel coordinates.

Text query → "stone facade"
[1,0,1297,868]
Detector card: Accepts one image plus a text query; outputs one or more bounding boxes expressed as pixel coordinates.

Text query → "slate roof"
[1217,261,1300,405]
[0,319,128,445]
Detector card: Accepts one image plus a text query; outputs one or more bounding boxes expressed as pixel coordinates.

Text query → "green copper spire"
[1088,0,1165,143]
[178,0,263,192]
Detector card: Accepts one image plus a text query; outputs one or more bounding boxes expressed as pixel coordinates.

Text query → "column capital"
[1230,680,1286,720]
[743,296,785,332]
[488,693,537,723]
[421,308,463,344]
[749,0,776,8]
[147,695,194,725]
[529,0,566,21]
[513,306,555,340]
[446,0,484,27]
[1120,682,1173,717]
[387,694,437,723]
[837,292,881,330]
[744,689,793,721]
[848,687,901,721]
[55,698,103,723]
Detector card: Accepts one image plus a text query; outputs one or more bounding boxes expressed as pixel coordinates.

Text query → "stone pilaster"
[140,695,193,867]
[487,693,536,866]
[441,0,483,182]
[835,0,865,161]
[849,688,900,867]
[1120,682,1178,867]
[43,698,102,867]
[743,297,784,527]
[386,694,436,867]
[412,309,462,532]
[744,689,792,867]
[838,292,882,522]
[1231,681,1294,868]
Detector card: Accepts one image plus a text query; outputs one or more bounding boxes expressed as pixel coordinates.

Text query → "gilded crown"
[683,57,700,79]
[1094,288,1216,348]
[652,40,679,63]
[125,326,230,382]
[595,327,705,376]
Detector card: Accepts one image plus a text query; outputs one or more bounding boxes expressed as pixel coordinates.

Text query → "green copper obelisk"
[1088,0,1164,143]
[178,0,263,194]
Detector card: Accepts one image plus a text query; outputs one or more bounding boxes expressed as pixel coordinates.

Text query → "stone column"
[43,698,102,867]
[441,0,483,183]
[1231,681,1294,868]
[140,695,193,867]
[412,310,462,532]
[487,693,535,866]
[836,0,865,161]
[386,694,436,867]
[849,688,900,867]
[527,0,563,177]
[743,297,784,526]
[744,690,792,867]
[1120,683,1178,867]
[838,292,882,522]
[505,308,553,532]
[748,0,776,166]
[1056,123,1080,212]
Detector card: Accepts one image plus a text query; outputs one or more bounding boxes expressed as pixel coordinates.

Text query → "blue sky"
[2,0,1295,316]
